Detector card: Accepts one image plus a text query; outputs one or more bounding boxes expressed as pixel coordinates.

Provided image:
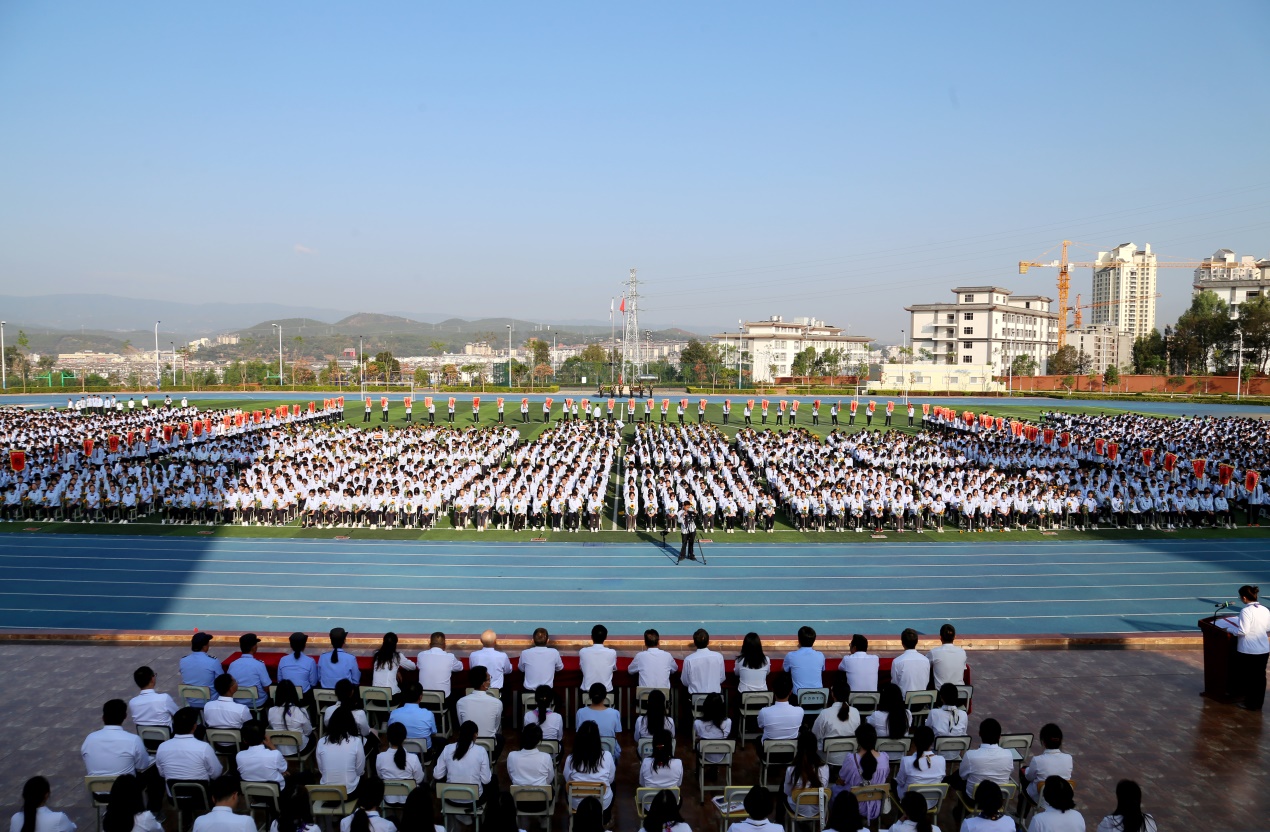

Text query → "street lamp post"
[358,336,364,392]
[0,321,6,391]
[271,324,283,387]
[506,324,513,387]
[154,321,161,389]
[1236,327,1245,401]
[170,342,176,386]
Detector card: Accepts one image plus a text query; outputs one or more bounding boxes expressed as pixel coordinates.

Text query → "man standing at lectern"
[1231,584,1270,710]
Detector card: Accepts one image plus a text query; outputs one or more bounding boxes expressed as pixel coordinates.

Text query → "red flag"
[995,416,1006,431]
[566,398,575,409]
[1163,452,1177,472]
[849,400,858,414]
[1141,448,1154,467]
[1060,431,1070,448]
[962,410,972,425]
[144,427,153,442]
[1218,464,1234,486]
[497,397,505,408]
[521,397,528,407]
[291,404,299,417]
[887,401,895,414]
[1246,470,1260,492]
[1043,428,1055,445]
[337,396,344,408]
[309,401,316,413]
[126,431,136,446]
[813,400,820,408]
[1107,442,1119,460]
[922,403,930,415]
[448,397,456,408]
[870,401,878,414]
[192,422,203,437]
[619,296,626,313]
[627,399,635,410]
[1094,438,1106,457]
[179,423,190,439]
[778,400,787,412]
[365,397,372,409]
[424,397,433,408]
[9,450,26,472]
[223,414,232,428]
[662,398,670,411]
[1193,458,1206,479]
[544,397,553,409]
[83,438,94,456]
[747,399,755,408]
[163,425,174,442]
[473,397,481,409]
[607,399,615,411]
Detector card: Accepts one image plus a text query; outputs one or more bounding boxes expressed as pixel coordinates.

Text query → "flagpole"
[609,297,615,390]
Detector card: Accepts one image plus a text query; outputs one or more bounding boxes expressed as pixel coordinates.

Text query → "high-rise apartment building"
[1091,242,1156,338]
[1192,249,1270,318]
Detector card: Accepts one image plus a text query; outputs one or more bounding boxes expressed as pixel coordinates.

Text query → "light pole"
[154,321,161,389]
[271,324,283,387]
[506,324,513,386]
[0,320,6,391]
[358,335,364,391]
[1236,327,1245,401]
[170,342,176,385]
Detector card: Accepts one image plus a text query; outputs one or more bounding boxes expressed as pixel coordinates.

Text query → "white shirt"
[338,813,394,832]
[1024,749,1073,803]
[958,743,1014,797]
[433,743,492,798]
[316,736,366,792]
[682,648,726,694]
[627,647,679,689]
[1096,815,1157,832]
[960,818,1015,831]
[416,648,464,696]
[237,745,287,785]
[578,643,618,691]
[728,821,782,832]
[811,706,860,745]
[81,725,153,776]
[375,749,426,799]
[927,643,968,687]
[372,655,417,694]
[889,650,931,697]
[456,691,502,737]
[895,751,946,798]
[563,752,617,809]
[1028,809,1085,832]
[522,708,564,740]
[9,807,76,832]
[506,748,555,786]
[927,706,968,738]
[191,807,255,832]
[756,700,804,741]
[468,647,514,689]
[268,705,314,739]
[840,653,880,692]
[783,765,830,816]
[639,757,684,789]
[735,657,771,692]
[128,689,179,727]
[155,734,223,781]
[203,698,251,729]
[323,704,372,738]
[518,646,564,689]
[1232,602,1270,654]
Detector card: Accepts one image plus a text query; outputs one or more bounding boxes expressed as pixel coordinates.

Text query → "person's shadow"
[634,530,683,564]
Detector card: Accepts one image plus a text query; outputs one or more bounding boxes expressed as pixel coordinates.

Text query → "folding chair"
[267,730,314,770]
[419,689,452,739]
[84,776,116,832]
[933,735,971,767]
[313,688,340,714]
[599,735,618,758]
[796,688,830,727]
[954,781,1017,823]
[695,738,735,798]
[137,724,172,751]
[403,738,429,760]
[635,786,679,819]
[465,687,502,699]
[437,782,484,832]
[903,690,938,727]
[999,733,1034,772]
[306,784,356,826]
[565,782,607,831]
[380,779,417,821]
[509,784,554,831]
[204,728,243,769]
[475,735,498,760]
[635,687,671,715]
[713,785,751,832]
[360,685,394,729]
[821,736,858,768]
[955,684,974,712]
[849,783,892,829]
[232,686,263,718]
[760,738,798,792]
[907,783,948,817]
[689,693,711,720]
[519,692,539,726]
[537,739,561,769]
[783,787,828,832]
[739,691,774,744]
[170,781,212,832]
[241,781,282,831]
[848,691,881,716]
[637,734,676,760]
[178,684,211,710]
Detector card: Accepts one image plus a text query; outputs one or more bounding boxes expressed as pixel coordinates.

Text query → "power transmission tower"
[620,268,641,385]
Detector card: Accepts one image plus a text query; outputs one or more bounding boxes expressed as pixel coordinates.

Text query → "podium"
[1198,616,1240,702]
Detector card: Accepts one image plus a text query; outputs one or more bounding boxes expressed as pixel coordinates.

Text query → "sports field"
[0,532,1262,637]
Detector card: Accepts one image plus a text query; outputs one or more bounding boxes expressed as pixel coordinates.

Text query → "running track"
[3,533,1266,636]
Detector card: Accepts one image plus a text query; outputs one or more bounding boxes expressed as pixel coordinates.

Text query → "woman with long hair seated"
[835,724,890,823]
[883,792,939,832]
[783,729,829,819]
[642,789,690,832]
[1095,780,1155,832]
[101,775,162,832]
[824,791,869,832]
[866,682,912,739]
[10,777,75,832]
[432,721,493,805]
[317,707,368,799]
[1027,777,1084,832]
[564,721,617,819]
[960,781,1016,831]
[638,730,683,789]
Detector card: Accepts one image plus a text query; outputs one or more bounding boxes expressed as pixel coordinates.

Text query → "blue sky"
[1,1,1267,337]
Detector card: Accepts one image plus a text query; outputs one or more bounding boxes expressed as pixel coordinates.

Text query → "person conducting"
[678,506,698,562]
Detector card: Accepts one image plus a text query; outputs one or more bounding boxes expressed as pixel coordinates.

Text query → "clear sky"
[1,1,1267,338]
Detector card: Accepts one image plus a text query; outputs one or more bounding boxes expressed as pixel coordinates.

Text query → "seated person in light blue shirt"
[783,625,826,694]
[575,682,623,760]
[277,632,319,694]
[226,633,272,708]
[318,627,362,689]
[388,683,438,751]
[179,632,221,706]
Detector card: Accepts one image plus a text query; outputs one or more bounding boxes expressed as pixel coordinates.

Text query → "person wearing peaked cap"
[180,633,221,707]
[319,627,362,689]
[227,633,271,708]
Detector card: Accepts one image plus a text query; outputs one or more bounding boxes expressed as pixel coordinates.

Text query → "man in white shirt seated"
[129,665,179,738]
[839,634,880,693]
[456,666,504,760]
[82,699,165,816]
[889,628,932,697]
[578,624,618,692]
[927,623,968,688]
[417,631,465,703]
[468,629,514,692]
[235,721,287,787]
[626,628,679,691]
[1022,722,1073,805]
[948,718,1014,803]
[682,628,726,696]
[755,674,803,745]
[518,627,564,691]
[203,675,251,729]
[506,723,554,789]
[156,708,223,787]
[729,784,782,831]
[191,776,255,832]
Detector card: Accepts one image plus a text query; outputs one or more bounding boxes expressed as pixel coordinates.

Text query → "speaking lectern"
[1198,616,1240,702]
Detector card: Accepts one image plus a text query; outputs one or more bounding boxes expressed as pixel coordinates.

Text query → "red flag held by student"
[1141,448,1154,467]
[83,438,94,456]
[1246,470,1260,492]
[1193,458,1206,479]
[1163,452,1177,472]
[1218,463,1234,486]
[8,450,25,472]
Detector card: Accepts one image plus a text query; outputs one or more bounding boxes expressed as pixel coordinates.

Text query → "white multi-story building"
[1092,242,1157,338]
[906,286,1059,374]
[1192,249,1270,318]
[1068,324,1133,374]
[712,316,872,383]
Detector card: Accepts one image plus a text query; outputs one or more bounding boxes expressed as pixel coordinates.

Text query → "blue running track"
[1,533,1264,636]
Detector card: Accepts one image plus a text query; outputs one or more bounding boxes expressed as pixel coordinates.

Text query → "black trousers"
[1236,651,1269,710]
[679,531,696,560]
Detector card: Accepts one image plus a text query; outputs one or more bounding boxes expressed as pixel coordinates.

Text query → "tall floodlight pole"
[620,268,641,389]
[359,335,364,392]
[1236,327,1245,402]
[272,324,283,386]
[0,321,6,391]
[154,321,161,388]
[170,342,176,385]
[506,324,513,385]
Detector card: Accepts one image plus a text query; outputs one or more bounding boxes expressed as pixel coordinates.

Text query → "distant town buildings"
[1092,242,1157,339]
[906,286,1058,374]
[1193,249,1270,318]
[713,316,872,384]
[1067,323,1133,374]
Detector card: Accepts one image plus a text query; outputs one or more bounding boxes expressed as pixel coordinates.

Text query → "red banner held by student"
[473,397,480,409]
[1193,458,1206,479]
[1106,442,1119,460]
[1141,448,1153,467]
[192,421,203,437]
[922,403,930,416]
[1043,428,1055,445]
[1246,470,1260,492]
[849,400,858,414]
[179,423,190,439]
[1163,452,1177,472]
[790,400,799,412]
[83,438,94,456]
[1218,463,1234,486]
[8,450,25,472]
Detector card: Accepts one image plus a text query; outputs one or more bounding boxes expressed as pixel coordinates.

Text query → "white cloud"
[293,244,314,255]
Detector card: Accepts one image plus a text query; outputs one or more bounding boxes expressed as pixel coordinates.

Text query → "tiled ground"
[3,644,1266,831]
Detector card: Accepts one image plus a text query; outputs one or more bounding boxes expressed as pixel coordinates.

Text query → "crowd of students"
[42,622,1170,832]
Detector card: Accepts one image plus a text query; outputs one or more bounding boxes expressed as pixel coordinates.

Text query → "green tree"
[1131,329,1167,374]
[789,346,818,377]
[1075,351,1093,375]
[429,339,447,356]
[1103,364,1120,387]
[222,361,244,385]
[412,366,430,385]
[1237,294,1270,373]
[1047,345,1078,376]
[1009,354,1037,377]
[1171,290,1233,373]
[528,338,550,369]
[373,351,402,379]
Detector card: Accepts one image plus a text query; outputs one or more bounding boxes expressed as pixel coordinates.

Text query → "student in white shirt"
[375,724,425,803]
[1095,780,1156,832]
[782,730,829,818]
[338,780,395,832]
[1022,724,1072,806]
[735,632,771,692]
[641,789,691,832]
[627,628,679,690]
[889,629,932,697]
[824,790,870,832]
[812,679,860,748]
[506,724,554,787]
[236,721,287,787]
[416,632,464,700]
[633,689,675,747]
[1028,777,1084,832]
[468,630,514,692]
[433,722,492,801]
[867,683,911,739]
[895,727,945,801]
[692,693,733,764]
[927,623,968,688]
[128,666,179,729]
[960,781,1016,831]
[756,673,803,742]
[840,634,880,693]
[578,624,618,692]
[155,708,223,783]
[267,681,315,753]
[522,686,564,741]
[203,675,251,729]
[727,785,781,832]
[518,628,564,690]
[455,667,503,759]
[883,792,938,832]
[950,719,1014,802]
[638,731,683,789]
[99,774,163,832]
[316,708,367,798]
[564,722,616,814]
[191,777,256,832]
[682,628,726,694]
[371,632,416,696]
[927,684,968,749]
[10,777,75,832]
[269,790,321,832]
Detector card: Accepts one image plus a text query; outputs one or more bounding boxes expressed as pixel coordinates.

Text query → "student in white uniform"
[523,686,564,741]
[840,635,880,693]
[564,722,616,816]
[1022,724,1072,806]
[416,632,464,700]
[578,624,618,692]
[627,628,679,690]
[960,781,1014,831]
[1095,780,1156,832]
[1230,584,1270,710]
[10,777,76,832]
[894,727,945,801]
[882,792,937,832]
[371,633,416,697]
[927,624,968,688]
[638,731,683,789]
[782,730,829,819]
[727,786,781,832]
[641,789,691,832]
[519,628,564,691]
[505,724,554,787]
[1027,777,1084,832]
[432,722,492,802]
[735,632,771,692]
[693,693,733,764]
[811,678,860,748]
[374,724,425,803]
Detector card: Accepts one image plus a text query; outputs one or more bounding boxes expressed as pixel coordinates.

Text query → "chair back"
[137,725,172,746]
[84,775,116,807]
[240,781,281,816]
[762,738,798,764]
[313,689,340,711]
[876,738,910,758]
[403,738,428,758]
[475,735,498,758]
[849,782,891,812]
[599,735,618,757]
[697,738,735,762]
[955,684,974,709]
[537,739,561,765]
[788,787,828,824]
[635,786,679,818]
[908,782,948,814]
[232,686,259,708]
[177,684,211,708]
[821,736,857,767]
[305,784,353,817]
[418,690,452,737]
[566,781,606,805]
[381,779,416,803]
[360,685,394,723]
[904,689,938,722]
[715,785,751,825]
[171,781,212,818]
[739,691,774,713]
[796,688,829,712]
[204,728,243,749]
[510,784,554,820]
[998,733,1034,765]
[934,735,971,760]
[266,730,307,759]
[436,781,481,812]
[848,691,881,715]
[635,686,671,715]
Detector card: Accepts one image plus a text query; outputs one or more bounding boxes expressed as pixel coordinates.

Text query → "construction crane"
[1019,240,1205,349]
